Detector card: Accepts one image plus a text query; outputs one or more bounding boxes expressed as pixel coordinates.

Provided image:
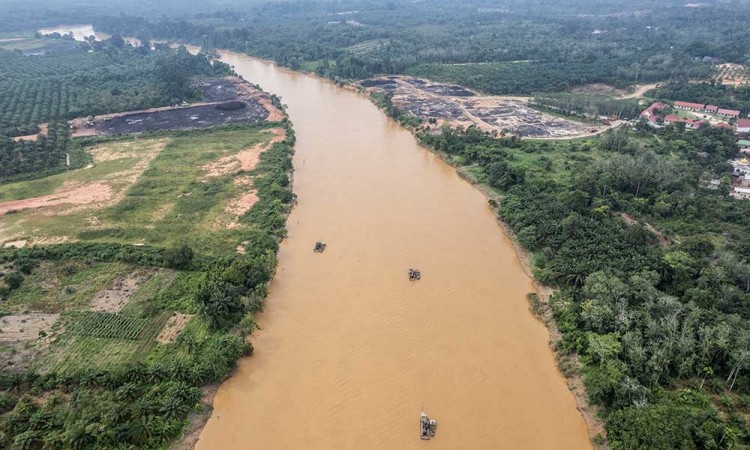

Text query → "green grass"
[0,38,52,51]
[80,127,277,254]
[2,126,280,255]
[65,311,150,340]
[0,262,129,314]
[507,139,608,184]
[37,311,170,374]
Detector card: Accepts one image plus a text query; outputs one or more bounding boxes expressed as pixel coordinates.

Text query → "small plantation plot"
[37,311,170,373]
[65,311,149,340]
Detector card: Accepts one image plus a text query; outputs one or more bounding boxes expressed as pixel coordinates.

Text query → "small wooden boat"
[408,268,421,281]
[420,412,437,440]
[314,241,326,253]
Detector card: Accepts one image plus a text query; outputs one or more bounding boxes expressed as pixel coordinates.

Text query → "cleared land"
[713,63,750,86]
[360,76,600,138]
[70,77,283,137]
[0,126,284,253]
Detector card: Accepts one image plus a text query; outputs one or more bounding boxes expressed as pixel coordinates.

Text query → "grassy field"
[37,310,171,373]
[0,123,288,376]
[0,261,130,314]
[0,79,294,446]
[0,126,283,255]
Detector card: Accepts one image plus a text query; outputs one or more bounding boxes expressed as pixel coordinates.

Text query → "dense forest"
[93,0,750,94]
[416,123,750,449]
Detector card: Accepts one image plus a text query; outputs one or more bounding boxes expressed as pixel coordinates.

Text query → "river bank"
[364,96,608,447]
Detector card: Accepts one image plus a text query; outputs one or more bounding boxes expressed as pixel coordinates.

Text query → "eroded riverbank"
[193,49,593,449]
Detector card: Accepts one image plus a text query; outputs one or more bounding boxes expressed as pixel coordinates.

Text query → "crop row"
[66,311,150,340]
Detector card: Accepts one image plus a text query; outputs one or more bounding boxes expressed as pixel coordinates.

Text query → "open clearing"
[0,126,282,254]
[713,63,750,86]
[156,312,193,343]
[70,77,284,137]
[0,260,188,373]
[89,270,156,313]
[360,76,600,138]
[0,313,60,341]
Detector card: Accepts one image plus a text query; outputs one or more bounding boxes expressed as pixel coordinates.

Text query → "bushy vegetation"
[419,124,750,449]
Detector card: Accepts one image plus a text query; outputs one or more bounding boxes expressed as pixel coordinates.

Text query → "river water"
[31,26,591,446]
[194,50,593,449]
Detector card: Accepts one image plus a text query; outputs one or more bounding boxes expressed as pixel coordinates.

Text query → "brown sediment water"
[193,49,593,449]
[37,25,110,42]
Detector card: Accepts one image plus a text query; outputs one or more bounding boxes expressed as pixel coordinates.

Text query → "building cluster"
[674,101,740,118]
[641,100,749,133]
[731,157,750,199]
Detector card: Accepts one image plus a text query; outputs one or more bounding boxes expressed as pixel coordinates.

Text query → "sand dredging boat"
[420,412,437,440]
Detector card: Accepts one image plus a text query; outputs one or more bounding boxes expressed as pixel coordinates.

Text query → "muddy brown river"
[192,49,593,449]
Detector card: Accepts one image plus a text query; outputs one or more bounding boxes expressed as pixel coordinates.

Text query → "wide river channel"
[193,49,593,449]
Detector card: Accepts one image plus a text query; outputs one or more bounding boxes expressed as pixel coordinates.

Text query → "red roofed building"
[705,105,719,113]
[664,115,686,124]
[664,115,707,129]
[737,119,750,133]
[718,108,741,118]
[717,123,734,130]
[692,120,710,129]
[640,102,666,120]
[675,101,705,111]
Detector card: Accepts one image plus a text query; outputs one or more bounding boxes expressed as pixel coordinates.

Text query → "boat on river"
[314,241,326,253]
[420,412,437,440]
[408,268,421,281]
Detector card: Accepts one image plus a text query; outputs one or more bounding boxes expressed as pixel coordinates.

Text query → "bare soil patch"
[200,128,285,180]
[12,123,48,142]
[89,271,153,313]
[360,76,597,138]
[223,191,259,229]
[226,76,285,122]
[0,182,113,216]
[3,240,27,249]
[0,138,167,246]
[0,313,60,342]
[156,312,193,344]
